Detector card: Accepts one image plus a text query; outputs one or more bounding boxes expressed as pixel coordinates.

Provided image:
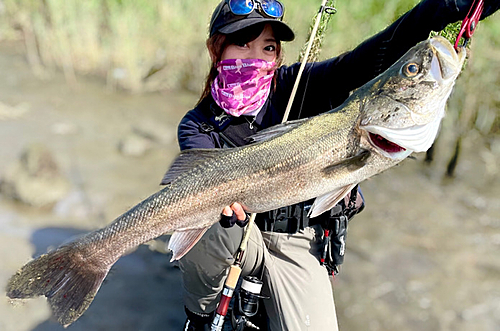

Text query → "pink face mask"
[211,59,276,117]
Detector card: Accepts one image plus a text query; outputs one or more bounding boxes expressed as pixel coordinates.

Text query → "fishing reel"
[231,276,267,331]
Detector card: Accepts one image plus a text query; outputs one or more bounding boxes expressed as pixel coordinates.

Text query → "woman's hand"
[424,0,500,28]
[219,202,250,228]
[462,0,500,20]
[410,0,500,35]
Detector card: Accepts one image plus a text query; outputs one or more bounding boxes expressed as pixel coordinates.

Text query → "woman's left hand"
[219,202,250,228]
[457,0,500,20]
[439,0,500,22]
[418,0,500,32]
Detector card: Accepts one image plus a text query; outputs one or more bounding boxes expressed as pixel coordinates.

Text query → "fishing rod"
[283,0,336,122]
[210,1,337,330]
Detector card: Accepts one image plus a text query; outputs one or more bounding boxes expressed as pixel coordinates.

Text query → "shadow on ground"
[28,228,184,331]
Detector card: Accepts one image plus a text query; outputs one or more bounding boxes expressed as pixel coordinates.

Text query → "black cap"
[209,1,295,41]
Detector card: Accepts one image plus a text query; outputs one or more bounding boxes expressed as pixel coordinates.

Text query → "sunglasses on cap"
[226,0,284,19]
[210,0,294,40]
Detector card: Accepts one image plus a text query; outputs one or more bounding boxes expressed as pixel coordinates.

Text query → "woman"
[176,1,499,330]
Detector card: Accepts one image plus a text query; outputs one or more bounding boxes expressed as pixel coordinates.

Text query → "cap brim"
[218,18,295,42]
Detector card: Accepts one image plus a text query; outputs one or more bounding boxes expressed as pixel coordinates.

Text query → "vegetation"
[0,0,499,140]
[0,0,449,91]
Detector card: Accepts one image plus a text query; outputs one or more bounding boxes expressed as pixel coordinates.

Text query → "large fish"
[6,36,465,326]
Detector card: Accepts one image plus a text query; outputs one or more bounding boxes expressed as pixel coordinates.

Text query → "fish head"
[358,36,466,158]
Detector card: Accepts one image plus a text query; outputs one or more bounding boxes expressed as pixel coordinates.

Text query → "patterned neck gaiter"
[211,59,276,117]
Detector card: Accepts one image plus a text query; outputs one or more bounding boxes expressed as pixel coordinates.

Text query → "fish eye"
[403,63,419,77]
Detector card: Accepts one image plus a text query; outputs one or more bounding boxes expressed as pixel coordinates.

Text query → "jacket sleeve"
[278,0,484,119]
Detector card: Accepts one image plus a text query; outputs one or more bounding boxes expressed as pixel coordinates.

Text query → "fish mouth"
[430,36,466,82]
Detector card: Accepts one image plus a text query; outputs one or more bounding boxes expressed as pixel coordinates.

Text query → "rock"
[117,120,176,157]
[0,101,30,120]
[52,189,91,219]
[0,143,71,207]
[132,120,176,146]
[50,121,78,135]
[118,132,153,157]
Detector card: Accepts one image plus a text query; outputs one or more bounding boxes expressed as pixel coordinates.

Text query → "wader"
[179,223,339,331]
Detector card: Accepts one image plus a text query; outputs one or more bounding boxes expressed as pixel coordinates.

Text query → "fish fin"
[161,149,226,185]
[168,227,210,261]
[322,149,371,175]
[308,184,357,218]
[247,118,309,143]
[6,244,110,327]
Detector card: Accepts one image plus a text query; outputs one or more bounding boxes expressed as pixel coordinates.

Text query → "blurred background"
[0,0,499,330]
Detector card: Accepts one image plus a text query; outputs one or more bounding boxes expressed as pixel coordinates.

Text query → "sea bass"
[6,36,465,326]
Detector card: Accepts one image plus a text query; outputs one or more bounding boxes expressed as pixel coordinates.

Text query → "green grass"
[0,0,499,137]
[0,0,423,93]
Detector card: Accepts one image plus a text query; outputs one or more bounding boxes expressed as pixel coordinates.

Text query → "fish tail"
[6,244,109,327]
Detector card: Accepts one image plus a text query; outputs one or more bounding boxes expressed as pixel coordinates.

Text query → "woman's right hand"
[219,202,250,228]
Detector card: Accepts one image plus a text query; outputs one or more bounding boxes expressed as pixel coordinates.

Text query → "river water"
[0,41,499,331]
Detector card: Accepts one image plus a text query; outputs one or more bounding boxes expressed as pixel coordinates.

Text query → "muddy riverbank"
[0,41,499,331]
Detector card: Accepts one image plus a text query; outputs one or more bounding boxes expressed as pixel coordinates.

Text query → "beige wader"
[178,223,339,331]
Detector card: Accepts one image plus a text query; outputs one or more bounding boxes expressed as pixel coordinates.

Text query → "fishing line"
[282,0,335,123]
[239,0,336,264]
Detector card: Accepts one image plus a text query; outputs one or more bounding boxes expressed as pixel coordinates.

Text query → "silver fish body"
[6,36,465,326]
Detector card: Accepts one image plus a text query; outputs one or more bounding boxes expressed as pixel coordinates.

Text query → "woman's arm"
[279,0,500,119]
[177,110,217,151]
